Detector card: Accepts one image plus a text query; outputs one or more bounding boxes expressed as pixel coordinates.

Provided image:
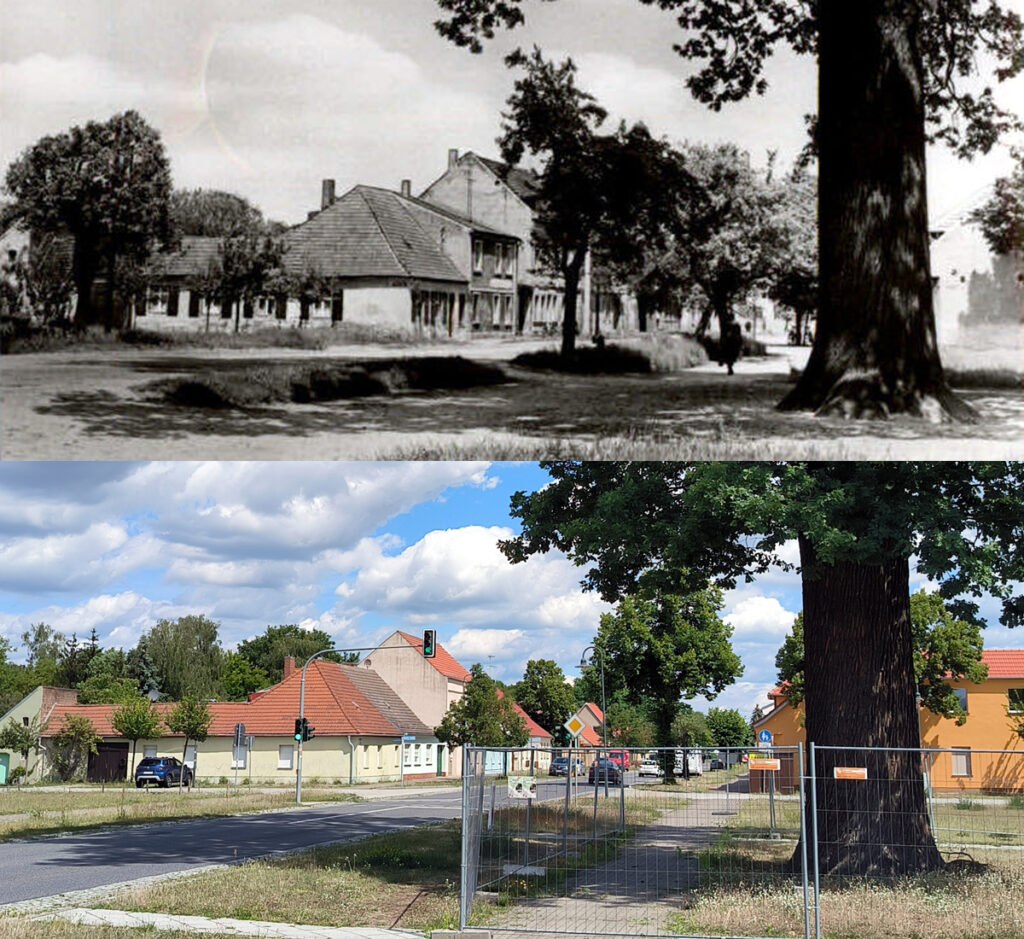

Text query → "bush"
[8,766,26,786]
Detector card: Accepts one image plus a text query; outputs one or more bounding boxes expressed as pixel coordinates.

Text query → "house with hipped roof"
[752,649,1024,794]
[17,658,439,785]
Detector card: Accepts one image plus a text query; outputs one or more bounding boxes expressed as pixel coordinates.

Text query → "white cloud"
[0,523,131,593]
[724,595,797,639]
[446,628,526,661]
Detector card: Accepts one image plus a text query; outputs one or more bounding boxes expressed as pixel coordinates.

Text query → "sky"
[1,0,1020,226]
[2,461,1022,722]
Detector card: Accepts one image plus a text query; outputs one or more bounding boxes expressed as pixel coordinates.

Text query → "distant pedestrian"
[721,320,743,375]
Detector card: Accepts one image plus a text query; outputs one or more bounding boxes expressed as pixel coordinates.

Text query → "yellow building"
[754,650,1024,793]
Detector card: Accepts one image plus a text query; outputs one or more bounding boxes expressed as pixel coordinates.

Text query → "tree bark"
[71,237,98,328]
[799,535,944,875]
[780,2,974,421]
[560,250,584,360]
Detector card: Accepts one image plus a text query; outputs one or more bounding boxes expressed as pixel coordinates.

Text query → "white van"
[674,750,703,777]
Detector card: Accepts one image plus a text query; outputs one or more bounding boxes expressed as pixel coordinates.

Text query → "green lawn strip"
[0,789,362,841]
[96,821,463,934]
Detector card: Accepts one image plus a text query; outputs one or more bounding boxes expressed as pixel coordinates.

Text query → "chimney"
[284,656,296,679]
[321,178,336,210]
[400,179,411,197]
[448,148,459,169]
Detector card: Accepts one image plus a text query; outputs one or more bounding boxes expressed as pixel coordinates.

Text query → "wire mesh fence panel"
[811,745,1024,939]
[462,745,810,938]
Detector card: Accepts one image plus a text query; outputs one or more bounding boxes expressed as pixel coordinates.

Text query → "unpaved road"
[3,339,1021,460]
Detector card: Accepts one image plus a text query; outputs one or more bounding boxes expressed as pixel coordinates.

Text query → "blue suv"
[135,757,193,788]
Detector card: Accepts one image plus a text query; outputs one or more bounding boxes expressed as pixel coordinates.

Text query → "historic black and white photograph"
[2,0,1022,459]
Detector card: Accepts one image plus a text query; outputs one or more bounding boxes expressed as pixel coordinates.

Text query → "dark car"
[135,757,193,788]
[709,758,726,771]
[550,756,586,776]
[588,758,624,786]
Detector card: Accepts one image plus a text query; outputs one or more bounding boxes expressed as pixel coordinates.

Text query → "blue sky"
[2,462,1022,721]
[2,0,1018,225]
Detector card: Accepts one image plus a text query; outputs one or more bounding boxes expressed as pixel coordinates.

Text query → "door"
[87,742,129,782]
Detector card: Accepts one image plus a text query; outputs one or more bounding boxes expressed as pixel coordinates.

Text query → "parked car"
[549,756,586,776]
[638,759,664,777]
[608,749,631,770]
[709,758,727,771]
[135,757,193,788]
[588,758,624,786]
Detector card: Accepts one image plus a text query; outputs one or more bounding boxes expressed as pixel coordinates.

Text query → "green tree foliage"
[204,228,287,333]
[220,652,269,702]
[235,625,350,685]
[21,623,62,670]
[592,589,742,758]
[605,699,656,749]
[671,709,713,747]
[434,0,1024,418]
[0,717,39,762]
[706,707,753,748]
[143,615,225,701]
[776,590,989,726]
[435,664,529,749]
[1,233,76,322]
[165,695,213,788]
[126,636,160,697]
[498,461,1024,874]
[49,715,101,782]
[499,46,685,359]
[3,110,173,329]
[110,696,164,779]
[77,675,141,705]
[513,659,577,737]
[969,155,1024,257]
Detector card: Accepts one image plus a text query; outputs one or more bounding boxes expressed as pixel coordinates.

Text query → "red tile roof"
[981,649,1024,679]
[284,186,466,283]
[43,661,407,739]
[495,690,552,739]
[579,725,602,747]
[147,236,221,278]
[395,631,472,683]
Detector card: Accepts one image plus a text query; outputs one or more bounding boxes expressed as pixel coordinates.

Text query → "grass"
[95,820,463,933]
[0,922,232,939]
[0,786,361,841]
[149,355,509,408]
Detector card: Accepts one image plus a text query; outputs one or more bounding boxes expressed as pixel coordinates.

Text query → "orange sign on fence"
[833,766,868,780]
[748,758,781,771]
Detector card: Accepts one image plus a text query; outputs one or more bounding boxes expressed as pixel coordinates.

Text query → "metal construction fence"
[459,744,1024,939]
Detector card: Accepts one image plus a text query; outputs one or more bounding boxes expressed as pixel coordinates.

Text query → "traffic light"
[422,629,436,658]
[294,718,302,742]
[303,718,316,742]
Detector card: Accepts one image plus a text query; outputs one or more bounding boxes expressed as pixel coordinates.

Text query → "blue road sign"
[758,729,773,744]
[402,735,416,741]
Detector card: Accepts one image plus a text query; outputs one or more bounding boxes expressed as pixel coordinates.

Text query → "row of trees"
[0,618,353,716]
[0,694,213,785]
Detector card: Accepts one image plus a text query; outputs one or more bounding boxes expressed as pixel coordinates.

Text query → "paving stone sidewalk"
[32,907,426,938]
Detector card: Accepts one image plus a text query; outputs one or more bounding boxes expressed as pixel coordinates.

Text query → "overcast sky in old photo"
[1,462,1021,720]
[2,0,1020,226]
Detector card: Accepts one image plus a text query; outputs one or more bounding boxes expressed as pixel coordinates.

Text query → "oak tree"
[3,110,173,330]
[435,0,1024,419]
[513,659,577,738]
[499,461,1024,874]
[435,664,529,749]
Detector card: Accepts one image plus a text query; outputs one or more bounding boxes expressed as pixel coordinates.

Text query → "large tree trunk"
[71,237,98,328]
[780,2,973,421]
[799,535,943,876]
[560,251,584,360]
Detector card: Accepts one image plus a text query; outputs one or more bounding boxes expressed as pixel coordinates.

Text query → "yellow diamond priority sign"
[563,714,586,738]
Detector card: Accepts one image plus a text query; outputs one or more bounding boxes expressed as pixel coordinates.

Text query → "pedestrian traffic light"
[303,718,316,742]
[294,718,303,742]
[422,629,436,658]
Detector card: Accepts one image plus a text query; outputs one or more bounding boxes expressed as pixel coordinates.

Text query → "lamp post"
[579,645,608,747]
[295,641,421,803]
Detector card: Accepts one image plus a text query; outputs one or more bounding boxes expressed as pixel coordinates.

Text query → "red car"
[608,750,631,770]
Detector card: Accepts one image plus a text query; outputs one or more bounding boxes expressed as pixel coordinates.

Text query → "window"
[952,749,972,778]
[22,716,29,726]
[362,746,369,770]
[166,288,179,317]
[188,293,201,318]
[425,746,434,767]
[377,746,383,769]
[1009,688,1024,714]
[954,688,968,714]
[403,743,411,768]
[414,744,422,767]
[143,745,157,759]
[472,240,484,273]
[278,745,294,769]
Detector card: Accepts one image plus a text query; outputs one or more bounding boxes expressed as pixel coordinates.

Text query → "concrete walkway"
[32,907,425,938]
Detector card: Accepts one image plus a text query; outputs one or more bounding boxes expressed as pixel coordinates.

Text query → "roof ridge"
[355,186,411,277]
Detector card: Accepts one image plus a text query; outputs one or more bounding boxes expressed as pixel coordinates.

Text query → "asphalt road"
[0,789,464,905]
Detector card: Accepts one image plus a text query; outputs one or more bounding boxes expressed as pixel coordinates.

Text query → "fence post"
[460,746,471,931]
[809,741,821,939]
[798,744,810,939]
[524,748,534,869]
[563,745,572,857]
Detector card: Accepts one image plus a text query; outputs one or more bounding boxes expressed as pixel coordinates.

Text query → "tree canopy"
[435,663,529,749]
[169,189,264,238]
[706,707,753,748]
[235,625,351,685]
[143,615,225,701]
[3,110,173,329]
[513,659,577,739]
[111,696,164,779]
[970,155,1024,257]
[499,461,1024,874]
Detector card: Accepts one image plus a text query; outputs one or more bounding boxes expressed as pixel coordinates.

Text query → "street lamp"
[579,645,608,747]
